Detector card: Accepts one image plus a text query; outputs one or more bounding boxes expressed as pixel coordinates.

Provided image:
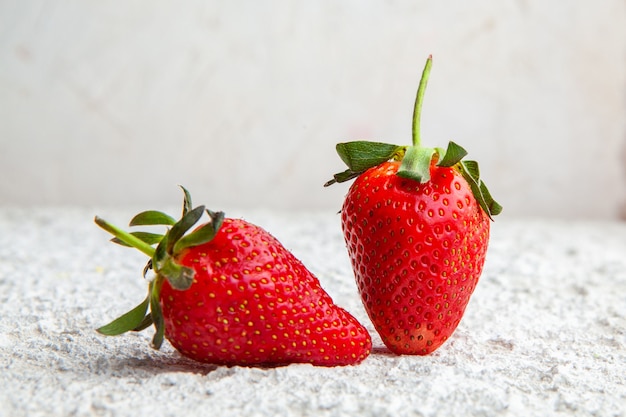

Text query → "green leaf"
[96,296,150,336]
[166,205,206,254]
[152,236,169,272]
[336,141,405,172]
[129,211,176,227]
[111,232,164,247]
[132,314,154,332]
[142,259,153,278]
[180,185,193,216]
[462,160,480,182]
[324,169,361,187]
[206,210,225,232]
[459,160,502,220]
[173,211,224,254]
[158,257,195,291]
[397,146,436,183]
[437,141,468,167]
[479,180,503,216]
[466,176,488,217]
[149,280,165,350]
[324,141,405,187]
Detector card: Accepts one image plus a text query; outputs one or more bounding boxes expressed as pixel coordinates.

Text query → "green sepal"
[111,232,164,247]
[180,185,193,216]
[337,141,405,172]
[149,279,165,349]
[458,160,502,219]
[142,260,153,279]
[130,211,176,227]
[437,141,468,167]
[96,295,150,336]
[325,141,405,186]
[173,210,225,254]
[158,257,195,291]
[166,205,206,254]
[324,169,361,187]
[132,314,154,332]
[479,179,503,217]
[152,236,169,271]
[207,209,225,231]
[463,160,480,180]
[397,146,437,183]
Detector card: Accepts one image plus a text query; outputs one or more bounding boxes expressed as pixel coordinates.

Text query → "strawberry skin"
[341,160,489,354]
[161,218,372,366]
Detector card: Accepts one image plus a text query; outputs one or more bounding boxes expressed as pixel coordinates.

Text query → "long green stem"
[94,216,156,257]
[411,55,433,147]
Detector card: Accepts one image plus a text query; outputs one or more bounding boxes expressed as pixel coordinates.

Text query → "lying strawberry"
[325,56,501,355]
[95,187,371,366]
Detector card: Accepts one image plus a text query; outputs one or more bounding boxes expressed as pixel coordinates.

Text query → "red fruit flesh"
[341,161,490,354]
[160,218,372,366]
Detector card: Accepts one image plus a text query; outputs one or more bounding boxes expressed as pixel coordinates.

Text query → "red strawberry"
[325,56,501,355]
[95,187,371,366]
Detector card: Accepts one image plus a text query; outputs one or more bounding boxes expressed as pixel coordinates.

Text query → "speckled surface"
[0,208,625,417]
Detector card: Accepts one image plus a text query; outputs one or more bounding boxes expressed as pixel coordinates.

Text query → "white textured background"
[1,0,625,219]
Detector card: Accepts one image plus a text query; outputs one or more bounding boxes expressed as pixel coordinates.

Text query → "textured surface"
[1,208,625,417]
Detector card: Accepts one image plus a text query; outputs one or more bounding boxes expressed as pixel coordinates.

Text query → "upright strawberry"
[95,187,371,366]
[325,56,501,355]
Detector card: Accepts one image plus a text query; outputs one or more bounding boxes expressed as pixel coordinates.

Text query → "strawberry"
[94,187,371,366]
[325,56,502,355]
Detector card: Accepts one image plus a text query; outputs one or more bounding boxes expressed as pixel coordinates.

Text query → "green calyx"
[94,186,224,349]
[324,55,502,219]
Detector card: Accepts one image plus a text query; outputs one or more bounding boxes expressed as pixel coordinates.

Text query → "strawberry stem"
[94,216,156,258]
[325,56,436,185]
[398,55,436,183]
[411,55,432,148]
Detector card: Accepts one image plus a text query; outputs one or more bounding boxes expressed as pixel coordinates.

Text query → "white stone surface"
[0,207,624,416]
[0,1,625,218]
